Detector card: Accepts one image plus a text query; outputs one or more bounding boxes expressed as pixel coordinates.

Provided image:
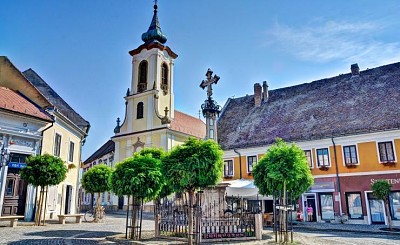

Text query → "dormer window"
[138,61,148,93]
[137,102,144,119]
[161,63,169,95]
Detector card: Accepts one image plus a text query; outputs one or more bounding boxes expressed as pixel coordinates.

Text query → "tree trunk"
[37,187,44,226]
[42,186,48,226]
[94,192,100,222]
[188,189,194,245]
[384,200,392,229]
[34,186,41,226]
[283,180,288,243]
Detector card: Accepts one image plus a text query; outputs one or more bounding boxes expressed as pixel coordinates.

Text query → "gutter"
[331,137,343,216]
[233,148,242,179]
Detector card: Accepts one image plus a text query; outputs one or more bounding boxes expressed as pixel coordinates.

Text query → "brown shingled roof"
[170,110,206,139]
[218,62,400,150]
[0,86,52,121]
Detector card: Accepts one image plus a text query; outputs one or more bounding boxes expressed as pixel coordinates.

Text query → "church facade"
[110,4,205,208]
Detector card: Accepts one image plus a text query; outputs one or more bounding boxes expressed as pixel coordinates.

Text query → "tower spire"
[141,0,167,44]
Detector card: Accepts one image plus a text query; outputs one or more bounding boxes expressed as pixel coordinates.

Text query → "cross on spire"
[199,68,220,98]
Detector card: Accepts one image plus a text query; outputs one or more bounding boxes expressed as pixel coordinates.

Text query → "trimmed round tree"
[111,154,163,239]
[81,164,113,222]
[371,179,392,229]
[253,138,313,243]
[20,153,67,225]
[135,148,172,199]
[162,137,223,245]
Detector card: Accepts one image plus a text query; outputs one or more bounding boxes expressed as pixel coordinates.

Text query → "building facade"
[0,86,52,219]
[218,62,400,226]
[81,140,118,210]
[0,56,90,220]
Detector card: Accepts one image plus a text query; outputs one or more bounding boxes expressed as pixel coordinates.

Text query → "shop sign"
[371,178,400,185]
[309,182,335,192]
[8,162,27,169]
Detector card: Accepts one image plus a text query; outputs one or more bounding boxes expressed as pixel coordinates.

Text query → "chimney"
[254,83,262,107]
[351,63,360,77]
[262,81,269,102]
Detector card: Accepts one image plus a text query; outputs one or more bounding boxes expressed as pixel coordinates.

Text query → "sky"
[1,0,400,160]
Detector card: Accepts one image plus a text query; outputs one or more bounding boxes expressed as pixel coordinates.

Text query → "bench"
[0,215,24,227]
[57,214,84,224]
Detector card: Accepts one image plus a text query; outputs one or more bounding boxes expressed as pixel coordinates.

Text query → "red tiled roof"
[0,87,52,121]
[170,110,206,139]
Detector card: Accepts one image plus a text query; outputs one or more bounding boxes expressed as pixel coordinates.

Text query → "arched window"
[137,102,144,119]
[138,61,148,93]
[161,63,168,95]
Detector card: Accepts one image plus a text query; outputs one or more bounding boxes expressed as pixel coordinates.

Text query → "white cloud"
[266,20,400,66]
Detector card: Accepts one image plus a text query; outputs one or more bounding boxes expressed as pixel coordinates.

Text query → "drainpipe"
[331,137,343,216]
[233,149,242,179]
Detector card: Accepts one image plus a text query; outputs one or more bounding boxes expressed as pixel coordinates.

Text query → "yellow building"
[218,62,400,226]
[0,56,90,220]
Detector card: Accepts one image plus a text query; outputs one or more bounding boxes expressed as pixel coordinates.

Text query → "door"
[2,169,27,216]
[304,196,317,222]
[367,193,385,224]
[64,185,72,214]
[118,196,124,210]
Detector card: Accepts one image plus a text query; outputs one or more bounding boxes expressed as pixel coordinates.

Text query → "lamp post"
[0,139,11,216]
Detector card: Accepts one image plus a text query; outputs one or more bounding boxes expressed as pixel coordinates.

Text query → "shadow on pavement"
[25,230,119,238]
[8,238,110,244]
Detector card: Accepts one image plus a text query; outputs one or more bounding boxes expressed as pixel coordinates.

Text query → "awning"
[225,179,269,199]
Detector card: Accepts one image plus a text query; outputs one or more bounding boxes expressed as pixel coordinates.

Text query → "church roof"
[218,62,400,150]
[23,69,90,132]
[170,110,206,139]
[0,86,52,121]
[84,139,114,164]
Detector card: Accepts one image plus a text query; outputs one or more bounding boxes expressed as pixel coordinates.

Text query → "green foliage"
[162,137,224,193]
[111,155,163,200]
[82,164,113,194]
[20,153,67,187]
[253,138,314,198]
[135,148,172,199]
[371,180,392,201]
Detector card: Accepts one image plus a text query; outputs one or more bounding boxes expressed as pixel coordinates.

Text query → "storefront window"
[390,191,400,220]
[346,193,363,219]
[319,194,334,220]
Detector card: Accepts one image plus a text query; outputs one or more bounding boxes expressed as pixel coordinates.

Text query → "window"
[247,156,257,173]
[161,63,168,94]
[54,133,62,157]
[346,193,363,219]
[390,191,400,220]
[319,193,334,220]
[224,160,234,177]
[69,141,75,162]
[103,159,108,165]
[378,141,395,162]
[343,145,358,165]
[305,150,313,168]
[138,61,148,92]
[316,148,329,167]
[5,179,14,196]
[9,153,29,163]
[209,129,214,139]
[137,102,144,119]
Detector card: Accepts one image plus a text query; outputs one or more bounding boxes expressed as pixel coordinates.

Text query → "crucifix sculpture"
[200,68,220,98]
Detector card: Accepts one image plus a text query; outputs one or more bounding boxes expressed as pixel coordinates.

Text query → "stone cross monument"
[200,68,221,141]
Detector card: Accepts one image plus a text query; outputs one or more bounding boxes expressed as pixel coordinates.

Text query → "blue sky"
[1,0,400,159]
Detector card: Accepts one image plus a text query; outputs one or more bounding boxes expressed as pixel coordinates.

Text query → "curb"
[292,226,400,235]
